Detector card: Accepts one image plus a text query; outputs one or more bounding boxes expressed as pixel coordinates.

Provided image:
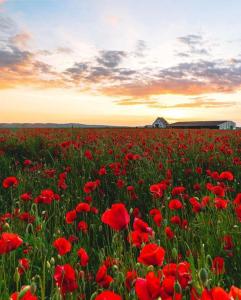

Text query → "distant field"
[0,128,240,299]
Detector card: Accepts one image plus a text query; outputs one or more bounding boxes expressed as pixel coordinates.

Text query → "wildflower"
[101,203,130,231]
[2,176,19,188]
[53,237,72,256]
[138,243,165,266]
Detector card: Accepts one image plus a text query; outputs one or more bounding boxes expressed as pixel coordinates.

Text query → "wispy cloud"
[176,34,210,57]
[101,58,241,101]
[116,96,236,109]
[96,50,126,68]
[134,40,147,57]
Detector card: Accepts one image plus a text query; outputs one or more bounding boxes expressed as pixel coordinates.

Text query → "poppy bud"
[112,264,119,272]
[19,285,31,299]
[3,222,10,230]
[172,247,178,259]
[14,267,20,283]
[46,261,51,269]
[199,268,208,286]
[147,265,154,272]
[135,262,141,270]
[50,257,55,265]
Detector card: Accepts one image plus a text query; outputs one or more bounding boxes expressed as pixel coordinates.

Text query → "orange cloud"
[0,50,67,90]
[101,79,234,99]
[115,96,236,109]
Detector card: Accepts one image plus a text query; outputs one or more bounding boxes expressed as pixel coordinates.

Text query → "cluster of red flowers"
[0,128,240,299]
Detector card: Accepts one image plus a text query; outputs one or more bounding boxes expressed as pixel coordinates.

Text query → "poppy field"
[0,128,241,300]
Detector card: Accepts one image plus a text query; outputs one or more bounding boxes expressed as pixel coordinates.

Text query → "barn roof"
[170,120,231,127]
[153,117,169,125]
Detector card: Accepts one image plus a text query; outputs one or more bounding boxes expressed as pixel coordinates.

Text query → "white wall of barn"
[218,121,236,129]
[153,119,166,128]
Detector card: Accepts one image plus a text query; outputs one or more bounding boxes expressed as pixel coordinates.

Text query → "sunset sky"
[0,0,241,126]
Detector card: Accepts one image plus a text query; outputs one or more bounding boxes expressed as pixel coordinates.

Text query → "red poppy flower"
[23,159,32,166]
[214,198,228,210]
[18,258,30,275]
[171,215,181,226]
[83,180,99,193]
[20,193,32,202]
[133,218,153,234]
[101,203,130,231]
[18,212,35,223]
[150,183,165,198]
[98,167,107,175]
[76,202,91,213]
[2,176,19,188]
[223,235,234,251]
[234,193,241,205]
[189,197,203,213]
[116,179,125,189]
[162,275,175,295]
[163,261,191,289]
[138,243,165,266]
[34,189,59,204]
[150,209,162,227]
[165,226,175,239]
[54,264,78,294]
[211,185,225,197]
[201,287,230,300]
[65,210,77,224]
[96,265,113,288]
[10,289,38,300]
[77,248,89,267]
[0,232,23,254]
[77,221,88,233]
[219,171,234,181]
[53,237,72,256]
[135,272,162,300]
[125,270,137,291]
[172,186,185,196]
[169,199,183,210]
[95,291,122,300]
[212,256,225,275]
[229,286,241,299]
[84,150,93,160]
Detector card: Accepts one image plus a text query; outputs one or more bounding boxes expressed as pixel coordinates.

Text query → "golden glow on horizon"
[0,87,240,126]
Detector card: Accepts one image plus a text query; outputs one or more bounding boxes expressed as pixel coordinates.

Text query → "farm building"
[152,117,236,129]
[152,117,169,128]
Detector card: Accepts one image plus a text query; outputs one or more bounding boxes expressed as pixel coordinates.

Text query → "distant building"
[170,120,236,129]
[152,117,169,128]
[151,117,236,129]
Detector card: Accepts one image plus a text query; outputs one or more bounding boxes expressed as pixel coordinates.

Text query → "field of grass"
[0,128,240,299]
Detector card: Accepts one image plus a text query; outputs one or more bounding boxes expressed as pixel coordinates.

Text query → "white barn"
[151,117,236,129]
[152,117,169,128]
